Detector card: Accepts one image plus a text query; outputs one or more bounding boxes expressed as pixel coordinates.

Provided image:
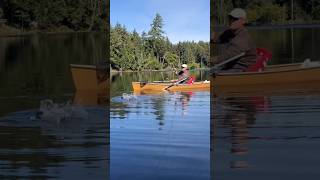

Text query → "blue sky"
[111,0,209,44]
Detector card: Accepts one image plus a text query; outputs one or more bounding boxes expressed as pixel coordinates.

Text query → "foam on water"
[111,93,138,103]
[39,99,88,122]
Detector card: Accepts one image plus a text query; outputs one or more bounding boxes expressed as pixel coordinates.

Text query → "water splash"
[38,99,88,122]
[111,93,138,104]
[121,93,137,101]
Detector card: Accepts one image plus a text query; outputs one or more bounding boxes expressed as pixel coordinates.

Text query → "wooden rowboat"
[132,81,210,92]
[212,62,320,87]
[212,62,320,95]
[70,62,320,94]
[133,62,320,93]
[70,64,108,92]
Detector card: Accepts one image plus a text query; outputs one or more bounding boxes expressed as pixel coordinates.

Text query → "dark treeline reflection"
[0,33,109,179]
[0,33,106,115]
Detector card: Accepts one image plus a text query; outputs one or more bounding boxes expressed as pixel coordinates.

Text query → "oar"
[163,77,188,91]
[209,52,245,75]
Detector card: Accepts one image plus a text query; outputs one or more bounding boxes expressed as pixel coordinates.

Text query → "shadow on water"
[0,33,109,179]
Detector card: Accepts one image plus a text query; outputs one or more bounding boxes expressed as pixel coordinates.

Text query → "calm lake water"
[211,93,320,180]
[110,71,210,180]
[210,27,320,180]
[0,33,108,179]
[2,27,320,179]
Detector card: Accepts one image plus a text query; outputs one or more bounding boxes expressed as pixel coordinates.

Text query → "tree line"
[110,13,209,71]
[0,0,107,32]
[214,0,320,25]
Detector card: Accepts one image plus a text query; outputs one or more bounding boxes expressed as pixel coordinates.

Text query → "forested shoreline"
[0,0,107,34]
[110,13,209,71]
[214,0,320,25]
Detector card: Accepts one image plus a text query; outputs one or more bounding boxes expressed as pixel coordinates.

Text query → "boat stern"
[132,82,145,92]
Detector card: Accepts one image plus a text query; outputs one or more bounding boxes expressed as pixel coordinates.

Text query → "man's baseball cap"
[229,8,247,19]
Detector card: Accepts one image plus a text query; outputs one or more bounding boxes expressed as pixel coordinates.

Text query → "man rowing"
[171,64,190,84]
[174,64,190,84]
[212,8,257,72]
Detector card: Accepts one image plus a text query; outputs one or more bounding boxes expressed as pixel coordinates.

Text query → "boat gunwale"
[70,64,97,70]
[217,63,320,77]
[132,81,210,86]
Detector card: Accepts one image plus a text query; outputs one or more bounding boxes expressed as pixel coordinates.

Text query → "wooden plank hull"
[73,90,108,106]
[71,63,320,95]
[70,64,108,92]
[132,81,210,92]
[212,63,320,95]
[213,63,320,86]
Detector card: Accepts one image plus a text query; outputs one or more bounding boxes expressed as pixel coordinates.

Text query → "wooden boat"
[212,62,320,95]
[212,62,320,87]
[133,62,320,93]
[71,61,320,95]
[132,81,210,92]
[70,64,108,91]
[73,90,108,106]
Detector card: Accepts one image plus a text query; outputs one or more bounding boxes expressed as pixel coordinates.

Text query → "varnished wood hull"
[70,64,108,91]
[212,63,320,95]
[132,81,210,92]
[213,63,320,86]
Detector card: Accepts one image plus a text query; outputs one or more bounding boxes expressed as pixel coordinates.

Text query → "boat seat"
[246,48,272,72]
[187,76,195,84]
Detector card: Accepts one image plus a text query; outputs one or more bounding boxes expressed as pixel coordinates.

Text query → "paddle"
[163,77,188,91]
[209,52,245,75]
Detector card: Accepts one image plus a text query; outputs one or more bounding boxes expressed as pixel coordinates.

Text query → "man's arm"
[212,34,250,65]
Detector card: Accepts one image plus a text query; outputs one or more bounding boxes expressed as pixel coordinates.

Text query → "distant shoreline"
[214,23,320,31]
[111,68,209,73]
[0,26,105,37]
[0,30,105,37]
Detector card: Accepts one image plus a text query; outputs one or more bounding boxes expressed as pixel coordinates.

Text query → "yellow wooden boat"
[132,81,210,92]
[73,90,108,106]
[212,62,320,87]
[70,62,320,94]
[133,62,320,93]
[211,62,320,95]
[70,64,108,91]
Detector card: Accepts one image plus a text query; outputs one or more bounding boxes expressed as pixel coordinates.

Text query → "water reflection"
[211,91,320,179]
[0,33,109,179]
[111,72,210,180]
[0,103,108,179]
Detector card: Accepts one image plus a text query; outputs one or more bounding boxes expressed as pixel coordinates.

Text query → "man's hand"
[209,67,219,75]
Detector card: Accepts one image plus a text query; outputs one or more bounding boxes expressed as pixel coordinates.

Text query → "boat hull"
[213,65,320,86]
[132,81,210,92]
[211,63,320,95]
[70,64,108,92]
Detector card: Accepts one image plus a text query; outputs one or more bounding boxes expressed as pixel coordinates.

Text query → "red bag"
[246,48,272,72]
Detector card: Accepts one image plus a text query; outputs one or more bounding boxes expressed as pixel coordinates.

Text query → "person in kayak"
[174,64,190,84]
[212,8,257,72]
